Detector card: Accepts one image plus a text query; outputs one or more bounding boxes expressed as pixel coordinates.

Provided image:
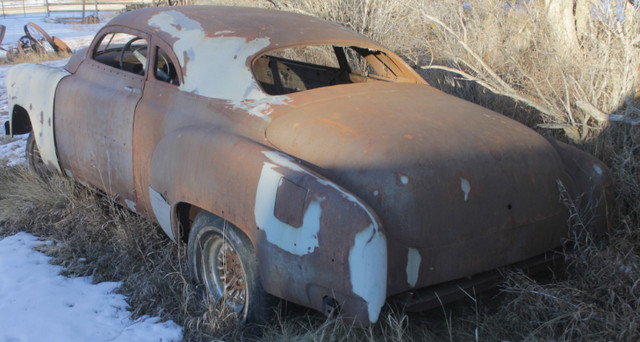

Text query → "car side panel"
[6,63,69,173]
[54,59,143,202]
[147,127,388,324]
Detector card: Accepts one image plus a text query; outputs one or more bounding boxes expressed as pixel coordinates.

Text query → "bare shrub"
[413,0,640,142]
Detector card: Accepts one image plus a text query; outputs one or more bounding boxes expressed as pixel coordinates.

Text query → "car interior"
[92,33,179,85]
[253,45,403,95]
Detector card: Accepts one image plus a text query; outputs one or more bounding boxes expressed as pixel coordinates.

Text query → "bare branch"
[577,100,640,125]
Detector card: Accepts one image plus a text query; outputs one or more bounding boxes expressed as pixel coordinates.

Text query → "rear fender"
[6,63,69,173]
[547,139,613,234]
[148,127,388,324]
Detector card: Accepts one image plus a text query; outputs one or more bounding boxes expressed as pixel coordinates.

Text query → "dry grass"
[0,50,72,65]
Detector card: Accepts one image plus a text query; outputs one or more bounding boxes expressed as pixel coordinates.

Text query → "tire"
[26,132,52,179]
[187,211,273,323]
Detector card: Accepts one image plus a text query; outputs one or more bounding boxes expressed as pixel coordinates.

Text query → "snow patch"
[0,232,182,341]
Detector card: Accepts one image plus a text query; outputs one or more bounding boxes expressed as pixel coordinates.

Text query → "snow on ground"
[0,14,184,341]
[1,12,113,52]
[0,233,183,342]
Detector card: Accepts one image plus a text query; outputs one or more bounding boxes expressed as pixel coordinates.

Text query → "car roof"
[108,5,383,52]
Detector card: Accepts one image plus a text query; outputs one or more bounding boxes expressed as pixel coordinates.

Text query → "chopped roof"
[107,6,383,52]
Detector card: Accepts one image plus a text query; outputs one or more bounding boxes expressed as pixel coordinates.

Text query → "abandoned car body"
[5,6,612,325]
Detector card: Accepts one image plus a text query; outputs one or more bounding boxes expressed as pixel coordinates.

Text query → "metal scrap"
[1,22,71,62]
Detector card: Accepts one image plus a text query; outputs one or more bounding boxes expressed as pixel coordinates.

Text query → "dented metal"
[5,6,612,326]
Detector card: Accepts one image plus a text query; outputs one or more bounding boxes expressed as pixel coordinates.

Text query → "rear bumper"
[389,250,563,312]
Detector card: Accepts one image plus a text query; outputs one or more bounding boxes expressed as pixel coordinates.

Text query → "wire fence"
[0,0,154,19]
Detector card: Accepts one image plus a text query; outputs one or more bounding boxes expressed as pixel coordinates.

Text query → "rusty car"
[4,6,612,325]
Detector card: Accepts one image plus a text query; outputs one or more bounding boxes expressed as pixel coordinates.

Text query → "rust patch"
[315,117,361,137]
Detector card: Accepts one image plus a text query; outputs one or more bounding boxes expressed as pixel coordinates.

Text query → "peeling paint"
[254,156,323,256]
[148,11,290,116]
[593,165,603,175]
[125,199,137,213]
[460,177,471,201]
[260,151,387,322]
[7,64,69,173]
[149,186,176,242]
[349,224,387,323]
[406,247,421,287]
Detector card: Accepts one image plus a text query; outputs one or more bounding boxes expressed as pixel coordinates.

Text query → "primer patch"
[259,151,387,323]
[348,224,387,322]
[406,248,421,287]
[460,177,471,201]
[148,11,290,116]
[254,159,324,256]
[593,165,603,175]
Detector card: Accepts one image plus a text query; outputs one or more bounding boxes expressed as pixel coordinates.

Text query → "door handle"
[124,86,142,95]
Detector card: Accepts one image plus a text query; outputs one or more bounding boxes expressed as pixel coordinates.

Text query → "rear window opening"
[253,45,409,95]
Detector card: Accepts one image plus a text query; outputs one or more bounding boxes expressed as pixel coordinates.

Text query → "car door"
[131,38,183,215]
[55,27,148,205]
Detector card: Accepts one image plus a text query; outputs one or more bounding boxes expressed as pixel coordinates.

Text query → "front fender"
[7,63,69,173]
[148,127,388,324]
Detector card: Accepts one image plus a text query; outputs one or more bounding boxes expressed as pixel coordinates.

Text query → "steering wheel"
[155,53,172,83]
[119,37,146,71]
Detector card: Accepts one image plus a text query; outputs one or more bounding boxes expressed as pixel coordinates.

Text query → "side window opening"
[253,45,402,95]
[93,32,148,75]
[154,47,179,85]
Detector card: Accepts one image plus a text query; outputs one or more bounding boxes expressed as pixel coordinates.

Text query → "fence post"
[1,0,5,18]
[94,0,98,19]
[22,0,25,16]
[45,0,49,17]
[82,0,86,22]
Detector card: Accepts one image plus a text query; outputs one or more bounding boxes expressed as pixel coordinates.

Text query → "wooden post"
[45,0,50,17]
[1,0,5,18]
[22,0,25,17]
[82,0,86,23]
[94,0,98,18]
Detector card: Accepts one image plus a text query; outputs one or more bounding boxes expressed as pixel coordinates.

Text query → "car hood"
[266,82,571,292]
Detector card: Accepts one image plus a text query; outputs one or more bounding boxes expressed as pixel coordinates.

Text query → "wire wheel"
[24,22,56,53]
[201,234,247,312]
[187,212,274,323]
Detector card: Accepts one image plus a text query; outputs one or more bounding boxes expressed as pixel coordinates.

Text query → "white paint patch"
[254,157,324,256]
[148,11,290,116]
[149,187,176,242]
[124,199,137,213]
[406,248,421,287]
[460,177,471,201]
[261,151,378,225]
[7,63,69,173]
[259,151,387,322]
[348,224,387,323]
[593,165,603,175]
[400,175,409,185]
[373,190,379,196]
